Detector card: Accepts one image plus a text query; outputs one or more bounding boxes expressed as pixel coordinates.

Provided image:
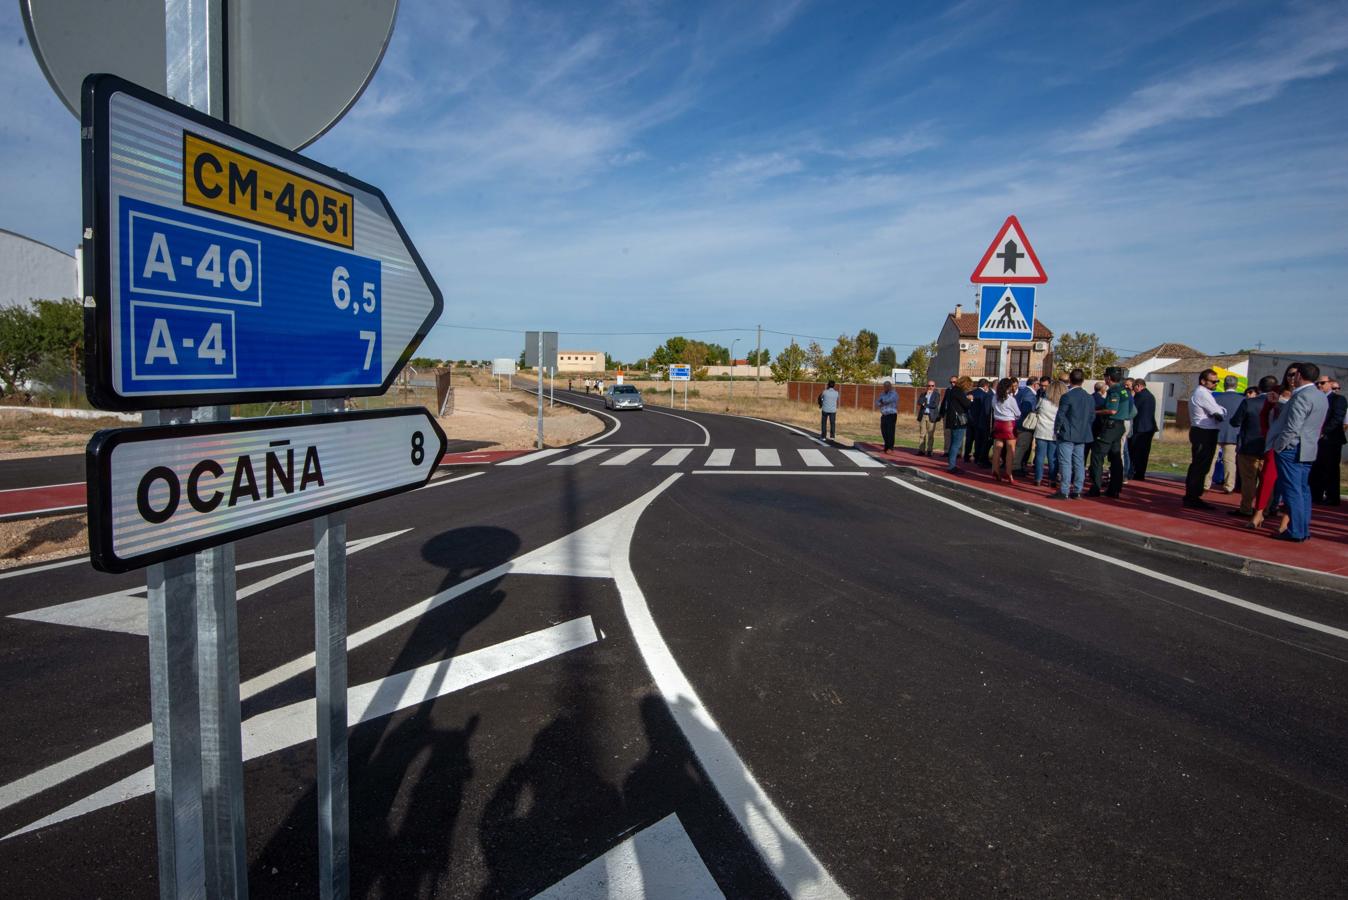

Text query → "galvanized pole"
[162,1,250,897]
[999,339,1009,380]
[755,324,762,398]
[145,407,205,900]
[536,331,544,449]
[314,395,350,900]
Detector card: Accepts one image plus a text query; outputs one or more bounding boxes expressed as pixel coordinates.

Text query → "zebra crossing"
[500,445,888,470]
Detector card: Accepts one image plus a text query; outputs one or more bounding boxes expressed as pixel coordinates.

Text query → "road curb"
[893,464,1348,596]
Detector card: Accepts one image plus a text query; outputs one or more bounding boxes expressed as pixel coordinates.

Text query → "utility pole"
[755,324,762,398]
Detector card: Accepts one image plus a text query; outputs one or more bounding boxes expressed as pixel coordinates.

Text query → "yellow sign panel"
[182,132,354,249]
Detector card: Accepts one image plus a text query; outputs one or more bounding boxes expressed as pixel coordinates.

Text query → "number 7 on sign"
[359,330,376,370]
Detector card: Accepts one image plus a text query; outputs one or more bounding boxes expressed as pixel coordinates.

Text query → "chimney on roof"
[954,303,963,317]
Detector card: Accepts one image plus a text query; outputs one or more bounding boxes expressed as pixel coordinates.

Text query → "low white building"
[1149,354,1249,414]
[1,229,78,308]
[1118,343,1205,381]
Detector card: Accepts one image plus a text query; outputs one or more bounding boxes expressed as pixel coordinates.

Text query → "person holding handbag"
[1032,379,1065,487]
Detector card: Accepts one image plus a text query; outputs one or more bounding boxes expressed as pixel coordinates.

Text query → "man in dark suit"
[968,379,994,465]
[1128,378,1158,480]
[1310,376,1345,506]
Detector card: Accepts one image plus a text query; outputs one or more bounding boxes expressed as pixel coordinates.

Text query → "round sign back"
[22,0,398,150]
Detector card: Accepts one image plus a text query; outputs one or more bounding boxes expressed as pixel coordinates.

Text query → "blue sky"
[3,0,1347,364]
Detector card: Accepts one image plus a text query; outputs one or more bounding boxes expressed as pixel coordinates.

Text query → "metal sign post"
[537,332,544,449]
[312,397,349,900]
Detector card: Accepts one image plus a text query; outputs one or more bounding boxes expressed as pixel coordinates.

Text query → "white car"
[604,384,644,410]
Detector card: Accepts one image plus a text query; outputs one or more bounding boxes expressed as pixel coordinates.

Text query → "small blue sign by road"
[977,285,1036,341]
[669,365,692,381]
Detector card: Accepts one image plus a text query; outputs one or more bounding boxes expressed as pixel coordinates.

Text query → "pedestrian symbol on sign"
[982,288,1028,331]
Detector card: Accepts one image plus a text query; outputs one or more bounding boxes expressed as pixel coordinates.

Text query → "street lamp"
[729,338,740,411]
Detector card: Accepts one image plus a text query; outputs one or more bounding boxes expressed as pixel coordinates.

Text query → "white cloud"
[1073,4,1348,150]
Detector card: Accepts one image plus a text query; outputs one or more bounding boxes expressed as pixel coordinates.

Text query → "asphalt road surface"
[0,386,1345,898]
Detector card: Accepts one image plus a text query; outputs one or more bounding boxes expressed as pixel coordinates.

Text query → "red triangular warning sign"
[970,215,1046,284]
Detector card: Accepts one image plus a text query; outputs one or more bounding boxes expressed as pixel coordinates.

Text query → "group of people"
[1183,362,1343,542]
[907,368,1156,500]
[897,364,1343,541]
[576,378,605,394]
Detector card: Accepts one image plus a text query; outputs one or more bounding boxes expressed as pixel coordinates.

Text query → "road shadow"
[2,514,83,560]
[443,439,496,454]
[250,524,520,897]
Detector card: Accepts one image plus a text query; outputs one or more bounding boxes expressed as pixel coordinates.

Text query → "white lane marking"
[0,484,675,813]
[602,448,652,466]
[706,449,735,467]
[797,449,832,468]
[414,471,483,491]
[587,443,702,448]
[755,449,782,467]
[653,448,693,466]
[0,555,89,580]
[0,504,83,521]
[0,481,84,494]
[608,474,847,898]
[888,476,1348,643]
[551,448,610,466]
[6,618,600,839]
[7,530,409,636]
[534,813,723,899]
[498,448,567,465]
[840,449,885,468]
[692,471,868,477]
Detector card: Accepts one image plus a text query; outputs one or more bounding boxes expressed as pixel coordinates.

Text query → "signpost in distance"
[82,74,443,410]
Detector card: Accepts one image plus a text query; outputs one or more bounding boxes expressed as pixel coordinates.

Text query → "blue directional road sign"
[82,75,442,409]
[669,365,692,381]
[977,286,1036,341]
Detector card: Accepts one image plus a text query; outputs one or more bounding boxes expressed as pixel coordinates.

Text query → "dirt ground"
[0,383,602,568]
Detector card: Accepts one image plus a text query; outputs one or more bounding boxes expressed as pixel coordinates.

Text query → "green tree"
[409,356,439,368]
[746,348,772,366]
[902,341,938,386]
[769,342,807,383]
[856,328,880,363]
[1053,331,1117,379]
[32,298,84,397]
[0,305,46,396]
[604,352,616,369]
[804,341,833,380]
[517,349,527,368]
[876,346,898,369]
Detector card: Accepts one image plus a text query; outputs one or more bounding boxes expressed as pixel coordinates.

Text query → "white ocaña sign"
[86,407,446,572]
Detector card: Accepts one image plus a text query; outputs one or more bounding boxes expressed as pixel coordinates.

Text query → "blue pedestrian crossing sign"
[977,286,1036,341]
[82,75,442,410]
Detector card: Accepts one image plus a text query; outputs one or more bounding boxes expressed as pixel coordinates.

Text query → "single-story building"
[1,228,78,309]
[556,350,604,373]
[1247,352,1348,387]
[929,303,1054,383]
[1119,343,1205,381]
[1148,354,1249,414]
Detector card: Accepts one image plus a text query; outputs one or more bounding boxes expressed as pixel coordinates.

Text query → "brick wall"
[787,382,924,412]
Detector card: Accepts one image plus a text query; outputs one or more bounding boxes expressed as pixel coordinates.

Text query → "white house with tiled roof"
[1118,342,1206,381]
[929,303,1054,383]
